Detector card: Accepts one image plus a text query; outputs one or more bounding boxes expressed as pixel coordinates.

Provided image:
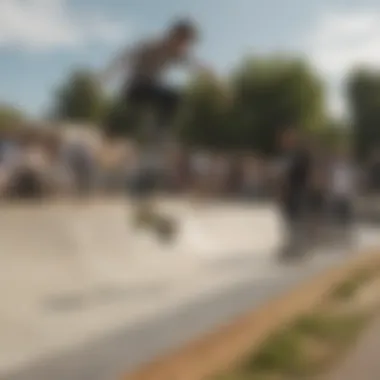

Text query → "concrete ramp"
[0,199,284,307]
[0,198,284,258]
[1,198,379,380]
[0,198,284,376]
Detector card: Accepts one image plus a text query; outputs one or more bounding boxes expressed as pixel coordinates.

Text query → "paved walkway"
[327,315,380,380]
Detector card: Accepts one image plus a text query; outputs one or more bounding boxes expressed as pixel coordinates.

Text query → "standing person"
[328,146,357,246]
[306,141,329,246]
[276,128,313,261]
[189,148,213,202]
[60,134,96,197]
[6,130,50,199]
[99,19,213,242]
[0,129,21,196]
[241,154,264,200]
[366,149,380,222]
[368,148,380,193]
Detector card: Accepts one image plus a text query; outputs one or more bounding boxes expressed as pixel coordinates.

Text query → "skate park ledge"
[122,249,380,380]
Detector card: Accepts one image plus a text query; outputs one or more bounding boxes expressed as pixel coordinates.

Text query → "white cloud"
[304,9,380,117]
[308,10,380,79]
[0,0,127,50]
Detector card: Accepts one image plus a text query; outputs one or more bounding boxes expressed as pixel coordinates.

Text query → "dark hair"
[169,19,198,40]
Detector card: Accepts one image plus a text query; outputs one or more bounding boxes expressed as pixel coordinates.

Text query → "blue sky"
[0,0,380,118]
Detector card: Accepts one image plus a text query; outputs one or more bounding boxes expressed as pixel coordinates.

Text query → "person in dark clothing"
[101,19,208,140]
[277,129,313,260]
[306,144,330,245]
[100,19,213,242]
[368,150,380,192]
[328,146,356,246]
[279,131,311,219]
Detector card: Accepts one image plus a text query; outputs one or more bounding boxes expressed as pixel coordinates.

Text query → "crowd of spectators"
[0,125,379,208]
[0,126,273,200]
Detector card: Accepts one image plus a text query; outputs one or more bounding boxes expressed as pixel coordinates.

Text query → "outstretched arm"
[184,56,215,77]
[185,58,233,104]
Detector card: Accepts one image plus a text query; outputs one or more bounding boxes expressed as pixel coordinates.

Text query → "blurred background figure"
[277,128,313,260]
[60,128,98,197]
[328,145,357,246]
[241,154,266,200]
[0,129,21,196]
[368,148,380,193]
[189,148,213,200]
[306,139,329,245]
[5,130,49,199]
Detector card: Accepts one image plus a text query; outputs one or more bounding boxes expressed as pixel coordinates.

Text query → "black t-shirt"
[283,148,311,197]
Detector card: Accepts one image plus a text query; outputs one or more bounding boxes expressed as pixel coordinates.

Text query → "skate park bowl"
[0,198,283,376]
[1,197,379,380]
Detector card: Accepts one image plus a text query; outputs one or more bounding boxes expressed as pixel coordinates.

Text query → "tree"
[0,104,25,131]
[103,97,136,138]
[229,56,325,154]
[313,118,351,150]
[54,55,325,152]
[346,68,380,158]
[177,56,326,154]
[52,69,107,123]
[178,74,233,149]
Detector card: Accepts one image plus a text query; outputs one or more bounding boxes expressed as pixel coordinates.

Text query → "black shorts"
[129,168,162,199]
[107,79,181,138]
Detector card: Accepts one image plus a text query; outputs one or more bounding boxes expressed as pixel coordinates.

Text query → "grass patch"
[215,264,380,380]
[217,372,284,380]
[218,313,369,380]
[293,313,366,344]
[331,267,375,300]
[246,328,306,374]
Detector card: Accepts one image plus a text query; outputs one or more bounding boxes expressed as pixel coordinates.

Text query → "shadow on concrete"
[43,281,170,312]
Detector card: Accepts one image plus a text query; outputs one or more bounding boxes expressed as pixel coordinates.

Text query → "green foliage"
[246,329,306,374]
[332,267,375,300]
[50,55,327,151]
[294,313,365,343]
[347,67,380,158]
[179,56,326,153]
[0,104,25,131]
[52,69,107,123]
[312,119,351,151]
[104,98,136,137]
[215,265,377,380]
[226,312,366,379]
[178,74,233,149]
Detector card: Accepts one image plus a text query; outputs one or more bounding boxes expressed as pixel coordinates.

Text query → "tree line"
[1,55,379,158]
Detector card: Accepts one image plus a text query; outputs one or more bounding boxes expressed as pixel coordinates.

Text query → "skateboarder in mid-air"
[100,18,213,241]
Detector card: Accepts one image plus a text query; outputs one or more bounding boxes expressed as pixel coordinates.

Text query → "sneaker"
[153,215,177,243]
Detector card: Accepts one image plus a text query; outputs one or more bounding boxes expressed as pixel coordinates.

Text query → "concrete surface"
[0,198,379,380]
[327,315,380,380]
